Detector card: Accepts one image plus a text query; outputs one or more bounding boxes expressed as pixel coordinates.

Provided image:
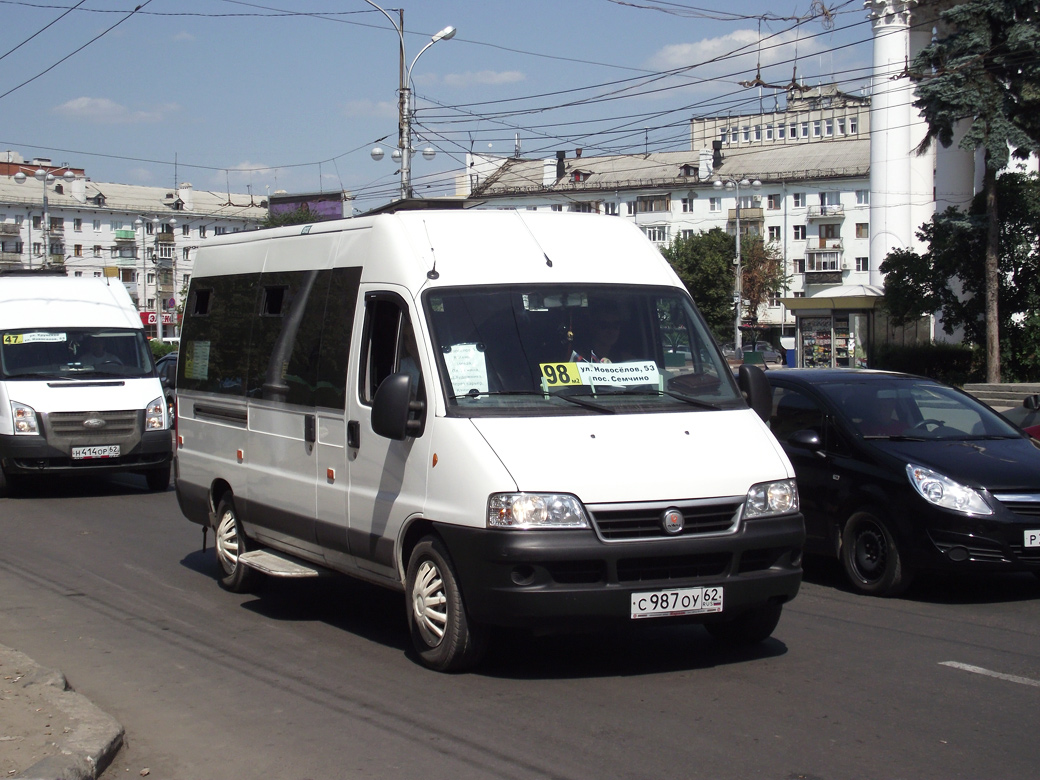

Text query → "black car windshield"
[0,327,154,380]
[424,284,742,416]
[818,379,1023,440]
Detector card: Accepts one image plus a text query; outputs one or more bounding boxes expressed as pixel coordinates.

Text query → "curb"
[0,644,124,780]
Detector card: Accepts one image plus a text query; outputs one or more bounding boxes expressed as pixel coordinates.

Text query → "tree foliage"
[740,236,787,328]
[911,0,1040,381]
[881,172,1040,381]
[261,204,318,228]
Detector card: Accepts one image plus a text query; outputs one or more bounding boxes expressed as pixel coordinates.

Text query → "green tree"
[662,228,734,342]
[261,204,318,229]
[881,172,1040,381]
[911,0,1040,381]
[740,236,788,336]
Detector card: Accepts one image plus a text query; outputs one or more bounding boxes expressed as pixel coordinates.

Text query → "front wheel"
[705,603,782,644]
[840,510,912,596]
[214,496,261,592]
[406,536,488,672]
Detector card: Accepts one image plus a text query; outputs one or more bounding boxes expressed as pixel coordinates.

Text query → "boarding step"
[238,549,330,578]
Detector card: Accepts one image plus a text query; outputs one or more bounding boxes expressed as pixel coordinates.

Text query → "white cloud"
[51,97,179,124]
[646,28,824,84]
[343,99,398,119]
[441,70,525,88]
[172,31,195,42]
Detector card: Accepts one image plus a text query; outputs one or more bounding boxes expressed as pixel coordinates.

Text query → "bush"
[872,342,982,387]
[149,340,177,359]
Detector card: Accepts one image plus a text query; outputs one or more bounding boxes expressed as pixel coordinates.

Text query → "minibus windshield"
[0,328,154,380]
[425,285,743,416]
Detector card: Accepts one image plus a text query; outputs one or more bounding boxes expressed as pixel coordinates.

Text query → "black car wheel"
[840,510,913,596]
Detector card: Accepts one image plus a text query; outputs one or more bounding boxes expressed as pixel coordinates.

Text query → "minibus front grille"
[45,410,139,440]
[616,552,731,582]
[588,499,742,541]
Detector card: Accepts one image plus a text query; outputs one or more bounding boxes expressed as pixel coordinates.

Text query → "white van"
[0,274,173,494]
[174,210,804,671]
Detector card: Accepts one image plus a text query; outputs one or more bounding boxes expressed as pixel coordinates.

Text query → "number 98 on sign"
[540,362,582,387]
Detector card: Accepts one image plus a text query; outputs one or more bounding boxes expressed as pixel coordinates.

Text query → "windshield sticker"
[444,343,489,396]
[540,360,660,388]
[4,332,67,345]
[184,340,211,380]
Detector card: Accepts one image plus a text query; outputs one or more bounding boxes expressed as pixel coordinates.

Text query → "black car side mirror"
[1025,394,1039,411]
[787,428,823,452]
[371,372,425,440]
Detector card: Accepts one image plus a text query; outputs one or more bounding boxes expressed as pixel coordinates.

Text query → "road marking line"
[940,661,1040,689]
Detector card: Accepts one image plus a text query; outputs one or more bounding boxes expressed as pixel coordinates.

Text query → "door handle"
[347,420,360,449]
[304,414,316,444]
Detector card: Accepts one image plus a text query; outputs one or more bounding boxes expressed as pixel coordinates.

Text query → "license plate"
[72,445,120,460]
[631,586,723,619]
[1025,530,1040,548]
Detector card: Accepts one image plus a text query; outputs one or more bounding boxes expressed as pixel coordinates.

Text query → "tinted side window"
[770,386,825,442]
[178,274,257,396]
[360,294,424,406]
[313,267,362,410]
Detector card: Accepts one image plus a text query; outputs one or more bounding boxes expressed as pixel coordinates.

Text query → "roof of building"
[0,177,267,222]
[471,138,869,198]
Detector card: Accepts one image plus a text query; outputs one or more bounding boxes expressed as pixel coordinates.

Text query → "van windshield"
[424,285,743,416]
[0,328,154,380]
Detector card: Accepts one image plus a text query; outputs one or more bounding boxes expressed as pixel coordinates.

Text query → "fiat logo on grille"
[82,413,106,430]
[661,508,684,535]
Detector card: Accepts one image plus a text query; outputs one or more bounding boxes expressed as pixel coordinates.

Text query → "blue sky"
[0,0,875,210]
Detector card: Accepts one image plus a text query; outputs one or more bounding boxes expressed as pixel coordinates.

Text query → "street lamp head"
[712,180,722,190]
[432,25,457,43]
[63,170,75,182]
[370,146,385,162]
[34,168,48,183]
[422,147,436,161]
[134,218,143,228]
[13,171,25,184]
[391,148,403,162]
[168,218,177,228]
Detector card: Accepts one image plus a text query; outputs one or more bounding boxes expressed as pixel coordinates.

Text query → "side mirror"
[787,428,823,451]
[1024,394,1039,411]
[737,364,771,422]
[371,373,425,440]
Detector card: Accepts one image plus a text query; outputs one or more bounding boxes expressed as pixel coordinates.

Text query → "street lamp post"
[365,1,456,201]
[14,167,76,267]
[713,177,761,354]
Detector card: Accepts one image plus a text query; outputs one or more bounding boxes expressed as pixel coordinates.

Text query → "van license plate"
[631,587,723,619]
[1025,530,1040,547]
[72,445,120,459]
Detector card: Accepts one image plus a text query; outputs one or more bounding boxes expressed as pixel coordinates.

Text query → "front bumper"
[919,493,1040,572]
[0,429,172,475]
[436,512,804,630]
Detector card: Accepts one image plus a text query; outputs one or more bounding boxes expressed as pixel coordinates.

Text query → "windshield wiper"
[450,390,545,400]
[551,392,615,413]
[863,434,928,441]
[8,372,71,381]
[606,387,722,410]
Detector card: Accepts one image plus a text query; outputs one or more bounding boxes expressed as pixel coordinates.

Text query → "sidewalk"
[0,643,123,780]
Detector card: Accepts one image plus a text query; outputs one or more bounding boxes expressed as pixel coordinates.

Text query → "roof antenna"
[423,220,439,279]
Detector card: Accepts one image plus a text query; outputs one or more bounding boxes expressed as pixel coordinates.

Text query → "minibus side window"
[360,295,424,406]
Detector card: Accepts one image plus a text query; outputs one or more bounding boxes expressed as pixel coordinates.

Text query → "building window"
[768,293,781,307]
[73,218,83,232]
[856,222,869,238]
[742,126,750,142]
[753,125,761,141]
[147,272,155,285]
[569,202,597,213]
[32,216,41,230]
[112,220,123,231]
[793,258,805,273]
[789,123,798,138]
[812,120,821,137]
[807,252,840,271]
[777,125,786,140]
[159,244,174,260]
[793,225,806,240]
[145,221,155,235]
[604,202,619,216]
[680,229,694,239]
[837,118,846,135]
[198,225,207,238]
[719,129,728,144]
[73,244,83,257]
[768,225,781,241]
[642,225,669,243]
[183,247,191,260]
[214,226,227,234]
[793,291,805,298]
[182,274,190,287]
[93,271,102,278]
[855,256,869,272]
[767,194,780,210]
[825,119,834,136]
[793,192,805,208]
[74,271,83,277]
[182,224,190,236]
[709,197,721,212]
[681,198,694,212]
[800,122,809,138]
[849,116,858,134]
[635,195,669,213]
[765,124,773,141]
[93,219,102,232]
[856,190,869,205]
[32,242,41,255]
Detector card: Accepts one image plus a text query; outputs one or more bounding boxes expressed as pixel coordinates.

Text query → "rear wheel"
[705,603,782,644]
[841,510,912,596]
[406,536,488,672]
[214,496,261,592]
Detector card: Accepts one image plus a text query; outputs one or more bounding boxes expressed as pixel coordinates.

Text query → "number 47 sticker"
[540,362,583,387]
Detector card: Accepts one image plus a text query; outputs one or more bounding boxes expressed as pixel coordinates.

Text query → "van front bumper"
[436,513,804,631]
[0,430,172,475]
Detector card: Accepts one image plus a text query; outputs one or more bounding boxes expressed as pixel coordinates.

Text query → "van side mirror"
[1025,394,1040,411]
[371,373,425,440]
[737,364,771,422]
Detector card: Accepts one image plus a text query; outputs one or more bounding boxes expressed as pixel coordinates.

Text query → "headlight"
[744,479,799,518]
[146,397,167,430]
[488,493,590,529]
[906,464,992,515]
[11,402,39,435]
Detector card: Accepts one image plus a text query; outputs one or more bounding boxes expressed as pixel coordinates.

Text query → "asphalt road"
[1,475,1039,779]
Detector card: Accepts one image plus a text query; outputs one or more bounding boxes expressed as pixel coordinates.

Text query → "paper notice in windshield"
[3,332,67,344]
[444,343,489,395]
[184,340,211,380]
[540,360,660,388]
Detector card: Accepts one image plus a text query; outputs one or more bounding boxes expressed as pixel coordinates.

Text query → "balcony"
[804,270,844,285]
[114,229,137,242]
[807,205,844,219]
[727,207,763,222]
[0,251,22,263]
[806,238,844,251]
[157,233,176,243]
[0,223,20,235]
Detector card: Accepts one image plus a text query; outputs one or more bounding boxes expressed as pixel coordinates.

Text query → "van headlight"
[146,397,167,430]
[906,464,992,515]
[488,493,590,529]
[744,479,799,518]
[11,402,40,435]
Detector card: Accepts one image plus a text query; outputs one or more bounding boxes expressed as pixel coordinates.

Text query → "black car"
[155,352,178,421]
[766,369,1040,596]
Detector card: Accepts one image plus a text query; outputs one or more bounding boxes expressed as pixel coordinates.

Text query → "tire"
[145,463,171,491]
[840,509,913,596]
[214,496,261,592]
[405,536,488,672]
[705,603,782,644]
